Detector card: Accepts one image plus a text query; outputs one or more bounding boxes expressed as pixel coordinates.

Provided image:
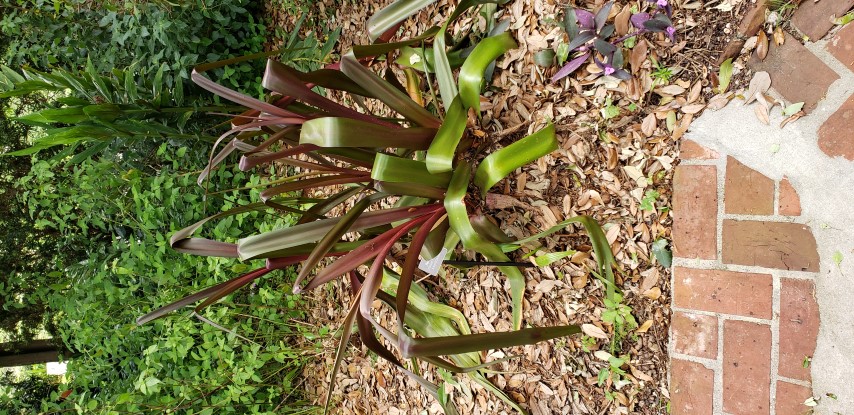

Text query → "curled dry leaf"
[582,323,609,340]
[672,113,693,140]
[756,31,769,60]
[744,71,772,105]
[743,35,758,51]
[780,110,805,128]
[754,103,770,125]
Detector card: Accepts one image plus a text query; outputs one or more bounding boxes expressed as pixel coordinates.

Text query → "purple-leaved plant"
[551,0,676,83]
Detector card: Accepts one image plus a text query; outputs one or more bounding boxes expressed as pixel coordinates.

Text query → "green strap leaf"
[444,162,525,330]
[237,204,441,260]
[353,26,441,58]
[372,153,452,188]
[426,97,467,173]
[458,31,517,113]
[300,117,437,149]
[367,0,439,42]
[340,52,441,128]
[474,122,557,196]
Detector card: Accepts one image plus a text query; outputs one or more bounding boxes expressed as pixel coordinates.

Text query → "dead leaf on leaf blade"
[582,323,609,339]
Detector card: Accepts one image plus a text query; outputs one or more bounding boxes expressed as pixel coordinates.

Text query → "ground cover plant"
[133,1,626,413]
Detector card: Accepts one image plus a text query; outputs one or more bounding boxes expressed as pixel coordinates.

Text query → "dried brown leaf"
[642,287,661,300]
[754,103,770,125]
[780,111,805,128]
[687,81,702,104]
[756,31,769,60]
[630,40,648,74]
[745,71,771,105]
[582,323,609,339]
[681,104,705,114]
[641,113,657,137]
[636,320,654,334]
[773,26,785,45]
[615,6,632,36]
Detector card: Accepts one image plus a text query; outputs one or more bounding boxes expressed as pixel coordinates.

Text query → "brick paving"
[671,6,854,413]
[672,142,821,415]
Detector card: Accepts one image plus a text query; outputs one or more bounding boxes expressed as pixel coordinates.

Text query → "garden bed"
[264,0,747,413]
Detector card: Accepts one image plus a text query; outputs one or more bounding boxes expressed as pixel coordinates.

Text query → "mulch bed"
[263,0,745,413]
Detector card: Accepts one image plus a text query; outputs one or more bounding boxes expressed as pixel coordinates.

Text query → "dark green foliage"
[0,95,68,342]
[0,367,61,414]
[0,0,267,93]
[14,143,317,414]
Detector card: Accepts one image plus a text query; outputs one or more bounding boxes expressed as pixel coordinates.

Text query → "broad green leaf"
[238,204,441,260]
[426,97,467,173]
[294,196,378,289]
[367,0,438,42]
[782,102,804,116]
[651,239,672,268]
[353,27,441,58]
[372,153,452,188]
[718,58,733,93]
[534,250,576,267]
[445,163,525,330]
[15,107,88,125]
[340,52,441,128]
[300,117,437,149]
[458,32,517,113]
[474,122,557,196]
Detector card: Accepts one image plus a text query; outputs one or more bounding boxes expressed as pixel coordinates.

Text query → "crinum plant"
[136,1,619,413]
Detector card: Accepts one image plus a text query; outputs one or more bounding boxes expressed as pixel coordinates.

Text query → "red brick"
[828,19,854,71]
[748,33,839,113]
[779,278,820,381]
[778,177,802,216]
[674,267,773,319]
[725,157,775,215]
[775,381,814,415]
[818,94,854,161]
[680,139,719,160]
[673,166,717,259]
[670,359,714,415]
[722,220,820,272]
[723,320,771,415]
[792,0,854,41]
[672,312,718,359]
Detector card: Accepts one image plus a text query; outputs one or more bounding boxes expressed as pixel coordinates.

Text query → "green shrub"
[13,143,318,414]
[0,0,267,93]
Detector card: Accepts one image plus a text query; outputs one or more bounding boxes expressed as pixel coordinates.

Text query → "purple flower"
[666,26,676,41]
[645,0,673,17]
[594,57,631,80]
